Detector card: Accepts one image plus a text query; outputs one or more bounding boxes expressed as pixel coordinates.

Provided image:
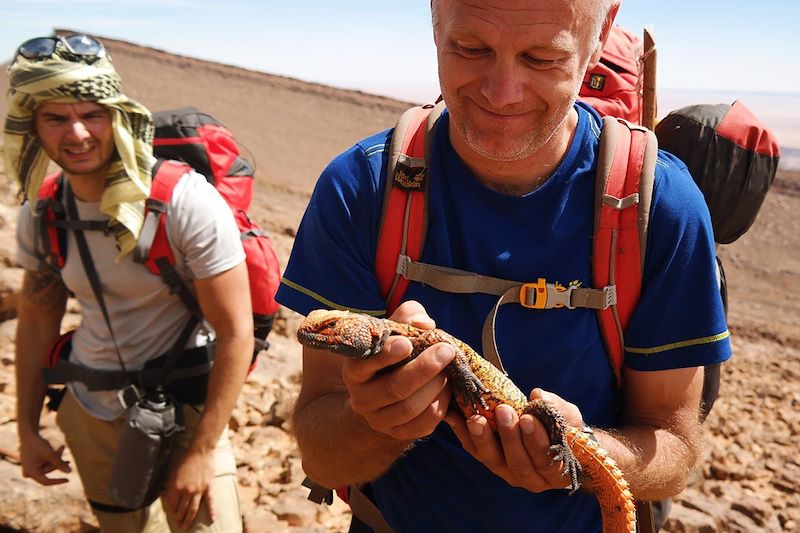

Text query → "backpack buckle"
[519,279,576,310]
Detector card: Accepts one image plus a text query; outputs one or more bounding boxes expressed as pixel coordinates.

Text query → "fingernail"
[520,415,535,435]
[387,337,411,357]
[495,406,512,427]
[412,316,436,329]
[434,344,455,364]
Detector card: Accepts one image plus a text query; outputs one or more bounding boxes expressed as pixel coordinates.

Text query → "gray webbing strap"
[398,255,615,306]
[349,485,395,533]
[133,208,162,263]
[398,255,617,373]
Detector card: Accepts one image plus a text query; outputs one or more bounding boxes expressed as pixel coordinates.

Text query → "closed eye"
[523,54,559,69]
[455,42,490,58]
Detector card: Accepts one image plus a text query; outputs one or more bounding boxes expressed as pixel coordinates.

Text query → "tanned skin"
[292,0,705,505]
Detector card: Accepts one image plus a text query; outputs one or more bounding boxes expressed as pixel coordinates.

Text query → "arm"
[15,269,71,485]
[597,365,704,500]
[292,301,455,489]
[164,261,253,528]
[446,366,704,500]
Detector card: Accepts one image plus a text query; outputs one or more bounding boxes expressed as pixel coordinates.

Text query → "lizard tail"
[566,427,637,533]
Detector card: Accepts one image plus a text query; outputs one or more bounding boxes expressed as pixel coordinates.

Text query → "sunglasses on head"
[14,34,106,62]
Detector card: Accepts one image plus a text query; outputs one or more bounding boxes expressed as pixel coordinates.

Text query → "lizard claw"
[549,444,582,493]
[449,361,489,413]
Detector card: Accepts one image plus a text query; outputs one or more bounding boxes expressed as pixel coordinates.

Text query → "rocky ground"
[0,34,797,533]
[1,171,798,533]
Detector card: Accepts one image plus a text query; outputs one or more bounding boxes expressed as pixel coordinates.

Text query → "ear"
[588,2,621,69]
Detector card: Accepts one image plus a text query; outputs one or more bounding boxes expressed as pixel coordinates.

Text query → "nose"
[66,119,92,142]
[481,57,525,110]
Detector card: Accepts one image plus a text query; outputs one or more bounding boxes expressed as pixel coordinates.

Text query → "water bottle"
[107,387,185,509]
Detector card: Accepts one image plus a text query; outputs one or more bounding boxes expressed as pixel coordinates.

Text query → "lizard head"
[297,309,390,358]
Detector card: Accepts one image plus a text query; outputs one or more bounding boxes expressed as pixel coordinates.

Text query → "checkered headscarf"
[3,44,154,258]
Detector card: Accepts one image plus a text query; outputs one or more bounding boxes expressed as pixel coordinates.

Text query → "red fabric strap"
[142,161,190,276]
[593,120,648,384]
[376,106,432,315]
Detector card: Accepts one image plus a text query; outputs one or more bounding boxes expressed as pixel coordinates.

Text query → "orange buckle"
[520,278,548,309]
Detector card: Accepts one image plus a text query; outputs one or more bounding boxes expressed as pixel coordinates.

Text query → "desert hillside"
[0,33,797,532]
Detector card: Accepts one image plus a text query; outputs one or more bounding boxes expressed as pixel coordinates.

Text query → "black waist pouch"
[144,343,216,405]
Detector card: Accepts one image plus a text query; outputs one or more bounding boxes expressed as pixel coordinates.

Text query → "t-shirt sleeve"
[623,151,732,371]
[16,201,51,272]
[167,171,246,280]
[276,134,392,317]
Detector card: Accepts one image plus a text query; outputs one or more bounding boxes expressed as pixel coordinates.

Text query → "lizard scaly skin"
[298,309,637,533]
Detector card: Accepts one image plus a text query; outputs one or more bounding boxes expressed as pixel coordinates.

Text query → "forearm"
[186,332,252,454]
[292,390,412,489]
[15,322,55,440]
[188,262,253,454]
[15,271,67,442]
[597,413,700,500]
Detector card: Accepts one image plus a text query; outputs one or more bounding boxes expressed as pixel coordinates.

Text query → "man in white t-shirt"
[5,34,252,532]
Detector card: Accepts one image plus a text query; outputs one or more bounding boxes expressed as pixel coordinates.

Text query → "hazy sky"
[2,0,799,104]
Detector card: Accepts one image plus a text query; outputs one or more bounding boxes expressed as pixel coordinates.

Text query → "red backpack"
[36,107,281,365]
[578,25,645,125]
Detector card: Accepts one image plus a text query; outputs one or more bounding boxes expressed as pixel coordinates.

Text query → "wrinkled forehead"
[434,0,603,37]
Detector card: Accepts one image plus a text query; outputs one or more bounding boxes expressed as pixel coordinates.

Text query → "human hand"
[164,448,215,530]
[341,300,455,442]
[19,434,71,486]
[445,388,583,493]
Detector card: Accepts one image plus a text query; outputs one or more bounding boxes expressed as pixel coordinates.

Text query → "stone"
[0,460,97,531]
[664,503,719,533]
[270,486,322,528]
[0,268,23,321]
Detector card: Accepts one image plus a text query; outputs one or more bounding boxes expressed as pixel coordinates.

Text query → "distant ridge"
[52,29,416,111]
[779,147,800,171]
[0,29,413,204]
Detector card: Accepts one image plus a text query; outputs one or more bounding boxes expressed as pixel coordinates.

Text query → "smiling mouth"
[64,145,96,156]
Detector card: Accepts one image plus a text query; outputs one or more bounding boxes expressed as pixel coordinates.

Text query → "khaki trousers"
[56,390,242,532]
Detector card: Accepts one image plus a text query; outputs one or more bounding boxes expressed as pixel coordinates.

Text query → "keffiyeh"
[3,45,154,258]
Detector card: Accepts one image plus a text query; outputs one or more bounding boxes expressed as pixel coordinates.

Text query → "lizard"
[297,309,637,533]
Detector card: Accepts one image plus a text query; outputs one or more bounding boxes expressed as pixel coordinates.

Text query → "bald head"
[432,0,619,53]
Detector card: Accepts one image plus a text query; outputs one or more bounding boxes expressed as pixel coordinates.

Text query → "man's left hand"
[445,388,584,493]
[164,449,216,529]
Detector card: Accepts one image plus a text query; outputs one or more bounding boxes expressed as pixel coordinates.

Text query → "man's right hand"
[19,434,71,485]
[340,301,456,442]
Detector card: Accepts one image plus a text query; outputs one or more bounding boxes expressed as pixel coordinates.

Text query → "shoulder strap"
[35,172,67,270]
[134,159,187,273]
[64,183,133,385]
[375,102,446,315]
[133,159,203,321]
[592,116,657,386]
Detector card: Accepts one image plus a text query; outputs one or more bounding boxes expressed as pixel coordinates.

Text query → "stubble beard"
[450,96,578,163]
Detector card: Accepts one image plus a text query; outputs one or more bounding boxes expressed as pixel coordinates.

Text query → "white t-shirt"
[17,168,246,420]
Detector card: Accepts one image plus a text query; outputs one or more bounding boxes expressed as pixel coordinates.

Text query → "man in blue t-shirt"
[278,0,731,531]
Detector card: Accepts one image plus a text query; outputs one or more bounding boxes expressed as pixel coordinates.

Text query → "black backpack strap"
[63,184,133,389]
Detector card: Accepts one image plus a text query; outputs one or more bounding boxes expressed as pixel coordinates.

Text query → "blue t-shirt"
[278,103,731,532]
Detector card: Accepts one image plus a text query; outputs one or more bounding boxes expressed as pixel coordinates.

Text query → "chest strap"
[397,254,617,374]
